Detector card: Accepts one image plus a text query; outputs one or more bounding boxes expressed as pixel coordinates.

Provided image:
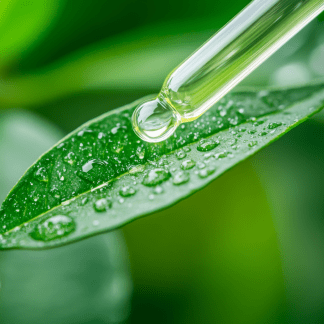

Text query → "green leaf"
[1,83,324,249]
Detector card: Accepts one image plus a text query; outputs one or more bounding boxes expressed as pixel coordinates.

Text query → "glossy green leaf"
[1,83,324,249]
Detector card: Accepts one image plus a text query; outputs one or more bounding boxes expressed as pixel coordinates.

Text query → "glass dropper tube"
[132,0,324,143]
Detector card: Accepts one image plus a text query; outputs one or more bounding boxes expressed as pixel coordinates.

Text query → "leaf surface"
[1,83,324,249]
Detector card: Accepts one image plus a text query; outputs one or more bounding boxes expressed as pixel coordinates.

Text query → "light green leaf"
[0,83,324,249]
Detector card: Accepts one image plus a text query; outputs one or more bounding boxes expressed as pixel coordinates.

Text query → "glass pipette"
[132,0,324,143]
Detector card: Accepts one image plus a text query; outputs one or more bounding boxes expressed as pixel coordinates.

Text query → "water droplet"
[183,147,191,152]
[268,122,282,129]
[259,131,268,136]
[175,150,187,160]
[215,151,230,159]
[197,139,219,152]
[197,162,206,169]
[248,129,257,134]
[111,126,119,135]
[34,167,48,182]
[82,160,95,172]
[120,186,136,197]
[173,171,190,185]
[142,168,171,186]
[198,166,216,178]
[248,141,258,147]
[154,186,164,194]
[94,198,112,212]
[29,215,76,242]
[136,146,145,160]
[63,152,76,165]
[253,120,265,126]
[93,220,100,226]
[181,159,196,170]
[81,197,88,205]
[129,165,145,174]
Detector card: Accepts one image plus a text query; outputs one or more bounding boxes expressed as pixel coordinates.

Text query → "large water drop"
[30,215,76,241]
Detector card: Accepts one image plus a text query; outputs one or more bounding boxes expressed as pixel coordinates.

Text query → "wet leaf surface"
[1,83,324,249]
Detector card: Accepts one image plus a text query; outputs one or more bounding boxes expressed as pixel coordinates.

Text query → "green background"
[0,0,324,323]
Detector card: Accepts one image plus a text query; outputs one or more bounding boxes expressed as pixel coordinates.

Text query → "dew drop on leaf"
[93,220,100,226]
[181,159,196,170]
[268,122,282,129]
[29,215,76,242]
[197,162,206,169]
[82,160,95,172]
[142,168,171,186]
[34,167,48,182]
[197,139,219,152]
[119,186,136,197]
[253,120,265,126]
[198,166,216,178]
[94,198,112,212]
[63,152,76,165]
[81,197,88,206]
[136,146,145,160]
[175,150,187,160]
[154,186,164,194]
[248,141,258,147]
[173,171,190,185]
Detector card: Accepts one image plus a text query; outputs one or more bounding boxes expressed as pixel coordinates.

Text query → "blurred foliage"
[0,0,324,323]
[253,119,324,324]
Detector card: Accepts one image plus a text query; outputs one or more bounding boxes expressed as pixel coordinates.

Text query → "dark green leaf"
[1,83,324,249]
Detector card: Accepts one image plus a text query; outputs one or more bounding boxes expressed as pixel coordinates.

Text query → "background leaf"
[0,83,323,249]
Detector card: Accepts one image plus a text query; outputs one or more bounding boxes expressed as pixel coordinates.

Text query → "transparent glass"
[132,0,324,143]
